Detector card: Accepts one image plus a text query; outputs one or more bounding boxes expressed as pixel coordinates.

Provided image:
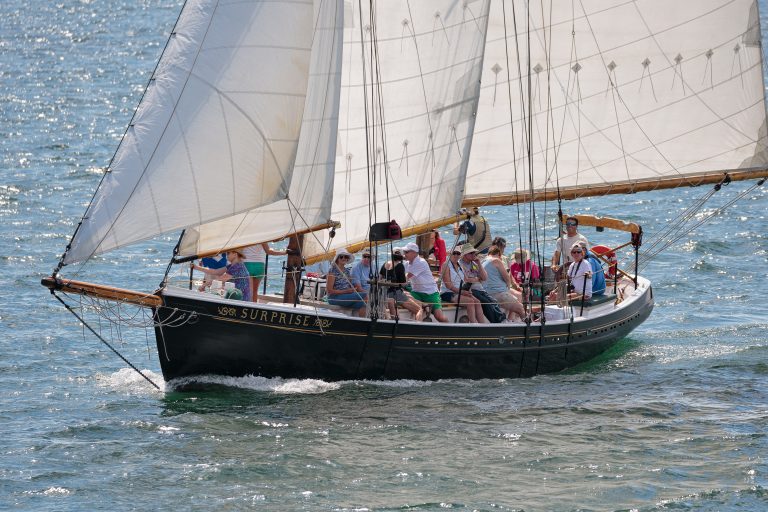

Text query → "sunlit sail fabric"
[178,0,344,258]
[466,0,768,201]
[303,0,491,259]
[63,0,316,264]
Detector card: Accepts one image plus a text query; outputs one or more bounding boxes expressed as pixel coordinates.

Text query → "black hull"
[154,285,653,382]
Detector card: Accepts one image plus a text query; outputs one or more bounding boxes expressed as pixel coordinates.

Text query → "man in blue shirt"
[578,242,606,296]
[350,251,372,293]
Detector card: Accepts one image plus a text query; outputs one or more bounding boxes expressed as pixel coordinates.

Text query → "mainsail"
[304,0,492,258]
[63,0,317,264]
[466,0,768,203]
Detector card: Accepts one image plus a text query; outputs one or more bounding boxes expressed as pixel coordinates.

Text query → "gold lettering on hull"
[217,305,333,329]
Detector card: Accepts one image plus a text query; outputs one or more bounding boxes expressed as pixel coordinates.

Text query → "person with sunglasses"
[350,250,373,294]
[551,216,589,275]
[326,249,368,317]
[380,247,425,321]
[548,243,593,303]
[439,248,486,323]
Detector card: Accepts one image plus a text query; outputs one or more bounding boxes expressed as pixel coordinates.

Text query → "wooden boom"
[461,168,768,208]
[41,276,162,308]
[559,214,641,234]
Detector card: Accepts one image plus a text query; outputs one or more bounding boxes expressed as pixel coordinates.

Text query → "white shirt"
[405,256,438,294]
[242,244,266,264]
[556,233,589,264]
[568,258,592,299]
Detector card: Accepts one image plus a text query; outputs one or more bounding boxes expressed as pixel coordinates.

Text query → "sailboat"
[42,0,767,384]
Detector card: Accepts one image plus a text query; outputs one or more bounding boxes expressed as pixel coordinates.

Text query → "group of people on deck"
[190,210,607,321]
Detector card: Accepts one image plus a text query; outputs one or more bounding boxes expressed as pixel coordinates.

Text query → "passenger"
[350,250,373,294]
[548,243,592,303]
[326,249,368,317]
[379,247,423,321]
[457,243,505,323]
[439,247,486,323]
[453,207,493,254]
[402,242,449,322]
[482,246,525,322]
[430,229,447,268]
[243,242,288,302]
[551,216,589,275]
[509,248,541,286]
[191,249,252,301]
[490,236,510,267]
[578,241,606,296]
[197,253,226,291]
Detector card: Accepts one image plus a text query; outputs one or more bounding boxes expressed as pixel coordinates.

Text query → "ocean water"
[1,1,767,511]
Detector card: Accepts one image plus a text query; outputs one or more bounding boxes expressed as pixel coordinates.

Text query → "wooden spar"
[194,168,767,266]
[41,276,162,308]
[177,220,341,262]
[461,168,768,208]
[559,214,641,234]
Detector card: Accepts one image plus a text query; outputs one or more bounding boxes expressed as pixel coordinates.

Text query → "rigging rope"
[52,291,162,390]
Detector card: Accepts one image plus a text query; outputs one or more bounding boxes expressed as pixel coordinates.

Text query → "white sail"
[178,0,344,258]
[63,0,316,264]
[303,0,491,259]
[466,0,768,201]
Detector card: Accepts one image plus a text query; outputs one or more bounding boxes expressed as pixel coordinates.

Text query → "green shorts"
[410,290,442,310]
[244,262,265,279]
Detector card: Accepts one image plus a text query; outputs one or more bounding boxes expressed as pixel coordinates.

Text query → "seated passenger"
[457,243,506,323]
[579,242,606,296]
[547,243,592,303]
[509,248,541,286]
[403,242,449,322]
[350,250,372,294]
[191,249,252,301]
[482,246,525,322]
[439,247,486,323]
[326,249,368,317]
[380,247,423,321]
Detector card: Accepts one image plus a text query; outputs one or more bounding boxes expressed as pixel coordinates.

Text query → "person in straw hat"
[510,247,540,287]
[191,249,252,301]
[326,248,368,317]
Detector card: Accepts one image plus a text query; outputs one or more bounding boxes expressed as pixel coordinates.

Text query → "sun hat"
[513,248,529,260]
[570,242,584,253]
[460,243,478,256]
[334,248,354,263]
[227,248,246,258]
[403,242,420,253]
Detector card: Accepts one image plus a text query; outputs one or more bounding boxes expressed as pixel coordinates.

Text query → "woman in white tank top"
[243,243,287,302]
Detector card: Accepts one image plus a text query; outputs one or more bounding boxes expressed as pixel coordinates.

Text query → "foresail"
[178,0,344,258]
[466,0,768,203]
[304,0,491,260]
[63,0,315,265]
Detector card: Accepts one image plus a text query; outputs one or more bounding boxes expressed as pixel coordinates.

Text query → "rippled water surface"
[1,1,767,510]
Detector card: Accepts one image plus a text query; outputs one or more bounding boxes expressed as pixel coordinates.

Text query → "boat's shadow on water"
[158,376,421,416]
[560,336,644,375]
